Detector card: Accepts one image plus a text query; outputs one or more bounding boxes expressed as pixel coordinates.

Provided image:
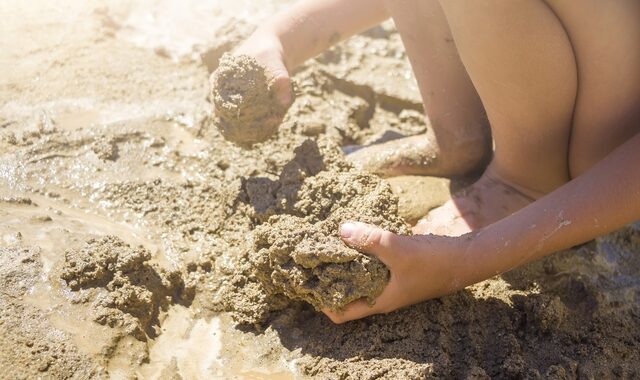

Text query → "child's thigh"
[437,0,577,193]
[545,0,640,177]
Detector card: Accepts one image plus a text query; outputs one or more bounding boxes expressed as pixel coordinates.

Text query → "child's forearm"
[258,0,389,69]
[461,133,640,285]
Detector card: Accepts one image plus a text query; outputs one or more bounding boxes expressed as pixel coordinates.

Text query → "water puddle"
[139,306,295,379]
[2,187,296,378]
[0,191,168,271]
[55,109,103,131]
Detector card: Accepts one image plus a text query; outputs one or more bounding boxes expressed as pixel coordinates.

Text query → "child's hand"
[322,222,471,323]
[234,33,293,108]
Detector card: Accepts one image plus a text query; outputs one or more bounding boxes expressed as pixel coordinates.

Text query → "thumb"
[267,65,293,108]
[339,222,398,265]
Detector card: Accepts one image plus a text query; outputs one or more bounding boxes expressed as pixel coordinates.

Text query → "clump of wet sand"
[242,140,409,312]
[254,215,389,311]
[252,168,409,311]
[61,236,194,340]
[210,53,287,145]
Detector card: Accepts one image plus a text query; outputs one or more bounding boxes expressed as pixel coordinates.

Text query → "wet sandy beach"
[1,0,639,378]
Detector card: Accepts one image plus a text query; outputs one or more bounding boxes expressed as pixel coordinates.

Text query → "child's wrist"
[455,229,494,289]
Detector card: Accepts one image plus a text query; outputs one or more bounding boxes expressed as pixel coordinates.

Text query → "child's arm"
[325,132,640,323]
[252,0,388,69]
[233,0,389,106]
[461,132,640,285]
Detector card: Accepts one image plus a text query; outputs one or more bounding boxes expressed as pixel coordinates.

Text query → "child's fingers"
[322,247,404,323]
[323,276,400,323]
[339,221,405,267]
[233,39,292,108]
[270,74,292,107]
[322,299,380,324]
[262,57,292,108]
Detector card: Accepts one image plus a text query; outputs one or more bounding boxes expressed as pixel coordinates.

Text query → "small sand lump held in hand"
[253,215,390,311]
[210,53,286,145]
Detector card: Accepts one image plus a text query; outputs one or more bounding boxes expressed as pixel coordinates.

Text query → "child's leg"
[416,0,578,235]
[348,0,491,178]
[545,0,640,177]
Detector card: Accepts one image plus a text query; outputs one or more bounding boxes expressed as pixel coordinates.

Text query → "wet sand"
[1,0,640,378]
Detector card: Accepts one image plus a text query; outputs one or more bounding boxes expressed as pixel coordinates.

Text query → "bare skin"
[233,0,640,322]
[347,0,491,178]
[413,0,640,237]
[413,162,536,237]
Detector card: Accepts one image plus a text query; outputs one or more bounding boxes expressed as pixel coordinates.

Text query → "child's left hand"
[322,222,472,323]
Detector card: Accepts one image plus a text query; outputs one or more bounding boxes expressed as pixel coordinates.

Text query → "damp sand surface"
[2,1,640,379]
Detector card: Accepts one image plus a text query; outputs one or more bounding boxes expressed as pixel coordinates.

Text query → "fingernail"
[340,222,357,239]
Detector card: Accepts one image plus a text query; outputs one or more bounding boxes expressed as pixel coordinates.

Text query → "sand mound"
[252,168,410,311]
[254,215,389,310]
[61,236,193,340]
[210,53,286,145]
[196,139,408,321]
[236,139,408,311]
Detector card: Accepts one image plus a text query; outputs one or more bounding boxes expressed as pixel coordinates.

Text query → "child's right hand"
[322,221,468,323]
[234,32,293,109]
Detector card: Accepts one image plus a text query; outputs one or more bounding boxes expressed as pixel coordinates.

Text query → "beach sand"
[1,0,639,378]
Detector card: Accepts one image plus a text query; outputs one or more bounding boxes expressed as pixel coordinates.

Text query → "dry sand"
[1,0,639,378]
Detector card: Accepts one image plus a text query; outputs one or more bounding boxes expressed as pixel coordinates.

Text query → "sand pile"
[252,166,410,311]
[210,53,287,145]
[195,139,408,321]
[61,236,193,341]
[0,247,101,378]
[224,138,406,312]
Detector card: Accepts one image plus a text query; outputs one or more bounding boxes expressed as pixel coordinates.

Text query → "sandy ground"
[1,0,639,379]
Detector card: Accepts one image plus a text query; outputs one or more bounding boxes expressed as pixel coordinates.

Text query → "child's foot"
[413,164,538,236]
[345,132,488,178]
[345,134,438,177]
